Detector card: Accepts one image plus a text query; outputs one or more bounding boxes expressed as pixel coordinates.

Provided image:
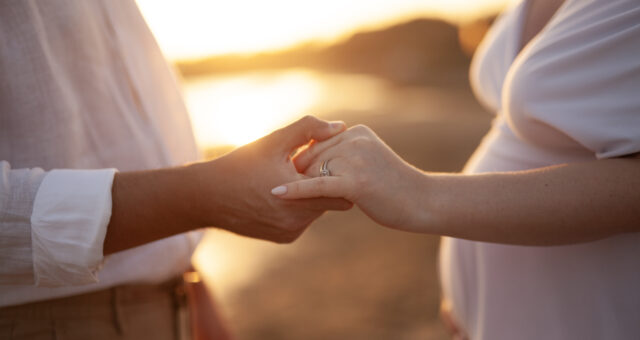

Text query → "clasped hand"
[272,124,426,231]
[191,116,353,243]
[195,118,422,244]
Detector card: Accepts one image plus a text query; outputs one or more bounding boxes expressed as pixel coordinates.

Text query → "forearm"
[417,158,640,245]
[104,164,208,254]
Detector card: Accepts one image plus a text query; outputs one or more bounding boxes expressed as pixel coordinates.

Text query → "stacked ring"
[320,160,331,177]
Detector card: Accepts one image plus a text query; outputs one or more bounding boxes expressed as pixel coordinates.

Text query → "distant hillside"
[177,18,481,85]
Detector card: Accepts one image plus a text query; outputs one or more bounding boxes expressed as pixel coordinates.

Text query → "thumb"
[271,116,345,153]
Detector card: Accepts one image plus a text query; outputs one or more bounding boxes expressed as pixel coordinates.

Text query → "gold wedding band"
[320,160,331,177]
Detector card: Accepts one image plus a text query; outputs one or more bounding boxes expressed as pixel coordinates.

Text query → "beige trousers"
[0,280,191,340]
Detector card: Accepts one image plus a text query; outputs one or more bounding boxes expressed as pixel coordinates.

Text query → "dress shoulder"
[503,0,640,159]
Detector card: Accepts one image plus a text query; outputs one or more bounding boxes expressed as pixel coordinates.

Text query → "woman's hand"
[271,125,429,231]
[272,124,640,245]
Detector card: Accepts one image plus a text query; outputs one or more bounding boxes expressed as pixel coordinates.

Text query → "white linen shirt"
[0,1,201,306]
[440,0,640,339]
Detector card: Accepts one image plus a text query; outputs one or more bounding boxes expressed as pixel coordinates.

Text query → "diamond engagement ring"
[320,160,331,177]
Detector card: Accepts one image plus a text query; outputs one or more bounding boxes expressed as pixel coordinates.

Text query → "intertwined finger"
[293,132,346,172]
[270,116,345,154]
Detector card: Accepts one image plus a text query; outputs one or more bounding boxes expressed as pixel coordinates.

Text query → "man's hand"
[192,115,352,242]
[105,116,352,254]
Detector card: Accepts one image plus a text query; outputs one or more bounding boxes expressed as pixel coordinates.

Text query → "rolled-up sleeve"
[0,161,45,285]
[0,161,116,287]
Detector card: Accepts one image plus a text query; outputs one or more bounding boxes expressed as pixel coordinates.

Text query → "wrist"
[402,167,438,232]
[183,161,221,228]
[414,173,460,237]
[105,165,205,254]
[185,156,244,232]
[147,165,208,231]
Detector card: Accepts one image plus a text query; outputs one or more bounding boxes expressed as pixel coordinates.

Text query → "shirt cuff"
[30,168,117,286]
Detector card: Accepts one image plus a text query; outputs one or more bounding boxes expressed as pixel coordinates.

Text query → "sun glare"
[184,70,321,147]
[137,0,511,148]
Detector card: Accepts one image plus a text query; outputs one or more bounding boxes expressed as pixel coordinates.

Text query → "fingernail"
[329,121,345,131]
[271,186,287,195]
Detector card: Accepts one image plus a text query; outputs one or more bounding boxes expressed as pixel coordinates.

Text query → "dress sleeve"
[504,0,640,159]
[0,161,116,287]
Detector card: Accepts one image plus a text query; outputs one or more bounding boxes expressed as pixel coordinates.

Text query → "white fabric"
[0,0,202,307]
[504,0,640,159]
[0,161,45,285]
[31,169,116,286]
[2,231,202,308]
[440,0,640,339]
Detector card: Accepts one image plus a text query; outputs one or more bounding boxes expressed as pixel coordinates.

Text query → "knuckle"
[351,155,366,168]
[300,115,318,125]
[354,173,368,187]
[352,124,372,135]
[349,136,369,148]
[289,182,301,195]
[309,180,320,192]
[314,178,328,191]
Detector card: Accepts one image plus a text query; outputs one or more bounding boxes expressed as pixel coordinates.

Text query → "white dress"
[439,0,640,339]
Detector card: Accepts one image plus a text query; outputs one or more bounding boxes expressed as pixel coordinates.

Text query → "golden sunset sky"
[136,0,511,61]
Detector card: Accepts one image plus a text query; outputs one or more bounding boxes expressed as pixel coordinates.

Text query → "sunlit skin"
[185,71,321,147]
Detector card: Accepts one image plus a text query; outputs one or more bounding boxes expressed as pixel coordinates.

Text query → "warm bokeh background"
[136,1,509,338]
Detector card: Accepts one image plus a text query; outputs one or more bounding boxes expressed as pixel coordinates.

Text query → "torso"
[520,0,565,52]
[440,0,640,338]
[0,1,201,307]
